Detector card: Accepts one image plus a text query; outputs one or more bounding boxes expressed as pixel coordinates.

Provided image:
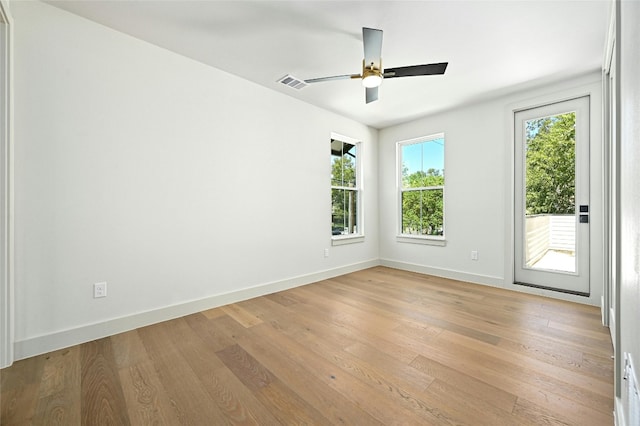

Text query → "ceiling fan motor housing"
[362,60,383,88]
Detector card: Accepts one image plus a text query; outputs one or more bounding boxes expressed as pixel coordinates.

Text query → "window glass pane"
[401,143,422,187]
[524,112,576,272]
[401,190,422,234]
[331,151,343,186]
[402,189,443,236]
[344,144,356,187]
[401,137,444,188]
[331,188,358,235]
[423,136,445,178]
[331,140,357,187]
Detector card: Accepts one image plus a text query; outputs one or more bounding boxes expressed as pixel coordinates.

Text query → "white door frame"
[513,96,591,295]
[0,0,13,369]
[602,0,621,400]
[504,78,603,307]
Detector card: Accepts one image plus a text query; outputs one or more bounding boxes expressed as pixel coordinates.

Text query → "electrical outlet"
[94,282,107,298]
[324,248,329,258]
[471,251,478,261]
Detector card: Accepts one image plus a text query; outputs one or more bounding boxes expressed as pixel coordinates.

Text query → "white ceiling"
[45,0,611,129]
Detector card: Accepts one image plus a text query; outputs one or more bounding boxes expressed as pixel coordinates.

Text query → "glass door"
[514,96,590,295]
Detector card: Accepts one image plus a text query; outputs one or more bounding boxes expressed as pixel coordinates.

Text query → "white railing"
[525,214,575,265]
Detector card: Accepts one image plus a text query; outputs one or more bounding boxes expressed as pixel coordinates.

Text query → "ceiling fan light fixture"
[301,28,447,104]
[362,74,383,88]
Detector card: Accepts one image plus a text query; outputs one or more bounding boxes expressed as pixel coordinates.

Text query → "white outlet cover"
[94,282,107,298]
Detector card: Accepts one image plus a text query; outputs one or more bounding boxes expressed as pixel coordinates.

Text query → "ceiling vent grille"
[277,74,308,90]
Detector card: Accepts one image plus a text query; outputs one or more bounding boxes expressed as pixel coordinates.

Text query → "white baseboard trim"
[614,396,625,426]
[13,259,380,361]
[381,258,601,306]
[379,258,503,287]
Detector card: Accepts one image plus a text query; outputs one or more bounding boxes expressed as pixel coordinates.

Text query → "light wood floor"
[1,267,614,425]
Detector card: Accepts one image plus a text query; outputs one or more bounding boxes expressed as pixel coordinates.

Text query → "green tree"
[525,113,576,215]
[402,168,444,235]
[331,156,355,187]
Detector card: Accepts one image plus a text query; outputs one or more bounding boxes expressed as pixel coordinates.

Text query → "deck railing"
[525,214,575,266]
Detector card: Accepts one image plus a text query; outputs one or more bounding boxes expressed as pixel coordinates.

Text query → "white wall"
[378,72,603,306]
[11,1,378,359]
[618,0,640,423]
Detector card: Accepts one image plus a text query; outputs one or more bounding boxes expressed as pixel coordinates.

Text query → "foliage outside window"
[525,113,576,215]
[331,138,360,237]
[398,134,445,238]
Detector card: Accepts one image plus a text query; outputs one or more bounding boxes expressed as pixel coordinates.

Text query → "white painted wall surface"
[11,1,378,359]
[378,73,603,306]
[619,1,640,424]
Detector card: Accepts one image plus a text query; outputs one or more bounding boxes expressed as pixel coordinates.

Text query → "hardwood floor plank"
[118,359,180,425]
[31,347,81,425]
[80,338,131,425]
[201,307,226,320]
[1,267,613,425]
[496,333,584,369]
[221,303,263,328]
[111,328,182,424]
[513,397,575,426]
[418,333,613,422]
[438,330,613,402]
[164,317,282,425]
[423,378,526,426]
[406,348,517,413]
[182,312,236,352]
[257,379,333,426]
[216,344,275,392]
[211,314,386,426]
[248,321,443,426]
[317,278,505,345]
[110,329,151,369]
[264,292,299,307]
[136,322,231,425]
[581,352,615,383]
[0,355,46,425]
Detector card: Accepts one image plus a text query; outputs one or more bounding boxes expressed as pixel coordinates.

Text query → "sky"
[402,137,445,177]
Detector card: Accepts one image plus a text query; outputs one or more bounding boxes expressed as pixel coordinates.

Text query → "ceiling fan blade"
[384,62,448,78]
[304,74,358,84]
[363,27,383,69]
[366,87,378,104]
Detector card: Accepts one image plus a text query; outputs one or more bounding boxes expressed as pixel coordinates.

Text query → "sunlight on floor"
[530,250,576,273]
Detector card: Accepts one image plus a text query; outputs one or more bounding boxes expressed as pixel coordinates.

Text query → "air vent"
[277,74,308,90]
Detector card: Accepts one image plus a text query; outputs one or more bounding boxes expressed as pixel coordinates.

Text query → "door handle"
[579,214,589,223]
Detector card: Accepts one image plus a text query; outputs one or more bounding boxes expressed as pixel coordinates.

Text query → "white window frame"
[396,133,446,246]
[331,133,363,246]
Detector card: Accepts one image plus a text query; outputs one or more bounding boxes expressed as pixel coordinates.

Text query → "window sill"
[396,235,446,246]
[331,235,365,246]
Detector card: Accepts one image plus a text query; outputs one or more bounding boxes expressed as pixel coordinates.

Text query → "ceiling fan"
[304,27,448,104]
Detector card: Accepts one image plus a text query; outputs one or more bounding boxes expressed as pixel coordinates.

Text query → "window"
[331,136,361,239]
[398,134,445,240]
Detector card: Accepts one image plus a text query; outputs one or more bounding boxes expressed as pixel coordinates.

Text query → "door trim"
[602,0,622,399]
[513,96,590,296]
[503,78,603,307]
[0,0,13,369]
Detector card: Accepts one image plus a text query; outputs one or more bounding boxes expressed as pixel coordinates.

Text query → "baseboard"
[13,259,380,361]
[614,396,625,426]
[380,258,603,306]
[379,258,503,287]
